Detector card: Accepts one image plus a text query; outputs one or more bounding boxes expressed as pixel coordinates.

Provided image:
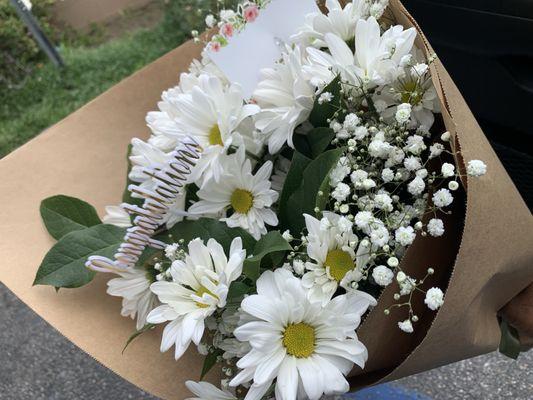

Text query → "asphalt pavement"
[1,283,531,399]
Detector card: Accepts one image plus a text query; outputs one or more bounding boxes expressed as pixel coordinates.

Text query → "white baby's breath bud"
[339,204,349,214]
[393,293,400,300]
[467,160,487,177]
[396,271,406,282]
[381,168,394,183]
[395,103,412,124]
[414,221,423,230]
[412,315,419,322]
[354,126,368,140]
[398,319,414,333]
[318,92,333,104]
[441,163,455,178]
[432,188,453,208]
[448,181,459,191]
[387,257,399,268]
[429,143,444,159]
[395,226,416,246]
[372,265,394,286]
[441,131,451,141]
[330,121,342,132]
[404,156,422,171]
[416,168,428,179]
[407,176,425,196]
[362,178,376,190]
[427,267,435,275]
[425,287,444,310]
[427,218,444,237]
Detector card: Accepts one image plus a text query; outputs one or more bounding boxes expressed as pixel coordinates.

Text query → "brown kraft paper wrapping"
[0,1,531,398]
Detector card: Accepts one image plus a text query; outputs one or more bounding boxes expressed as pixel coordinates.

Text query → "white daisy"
[253,45,316,154]
[87,262,157,331]
[372,52,440,131]
[291,0,367,48]
[170,74,261,184]
[302,213,372,305]
[230,268,376,400]
[185,380,236,400]
[307,18,416,88]
[146,237,246,360]
[187,148,279,240]
[146,69,222,152]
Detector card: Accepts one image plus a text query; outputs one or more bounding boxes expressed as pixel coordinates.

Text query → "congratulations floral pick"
[208,0,320,98]
[7,1,530,400]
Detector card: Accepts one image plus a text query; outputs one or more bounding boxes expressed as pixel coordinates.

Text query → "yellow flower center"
[230,189,254,214]
[325,249,354,282]
[282,323,315,358]
[400,80,423,105]
[208,124,223,146]
[194,284,218,308]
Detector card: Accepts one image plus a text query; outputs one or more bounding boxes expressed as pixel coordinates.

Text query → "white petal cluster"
[147,237,245,359]
[188,147,279,239]
[372,265,394,286]
[424,287,444,310]
[230,268,376,400]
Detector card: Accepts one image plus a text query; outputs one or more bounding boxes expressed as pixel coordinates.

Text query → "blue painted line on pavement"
[346,383,431,399]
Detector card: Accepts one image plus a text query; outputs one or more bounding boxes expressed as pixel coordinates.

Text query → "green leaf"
[227,281,252,301]
[122,144,144,207]
[309,75,342,128]
[499,317,522,360]
[307,127,336,158]
[34,224,126,288]
[293,127,335,159]
[302,148,344,214]
[243,231,292,281]
[40,195,102,240]
[161,218,256,253]
[122,324,156,354]
[278,151,312,231]
[284,148,344,234]
[200,349,223,380]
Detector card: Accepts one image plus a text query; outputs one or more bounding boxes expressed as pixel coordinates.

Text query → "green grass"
[0,0,208,158]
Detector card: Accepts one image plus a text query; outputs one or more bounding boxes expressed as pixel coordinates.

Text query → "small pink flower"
[210,41,221,52]
[220,23,234,37]
[243,5,259,22]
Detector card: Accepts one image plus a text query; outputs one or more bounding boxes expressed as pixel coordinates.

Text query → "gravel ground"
[1,283,531,399]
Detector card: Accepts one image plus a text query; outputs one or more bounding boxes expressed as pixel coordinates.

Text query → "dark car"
[404,0,533,209]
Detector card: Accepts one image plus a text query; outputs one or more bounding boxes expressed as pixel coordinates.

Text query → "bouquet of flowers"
[7,0,528,399]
